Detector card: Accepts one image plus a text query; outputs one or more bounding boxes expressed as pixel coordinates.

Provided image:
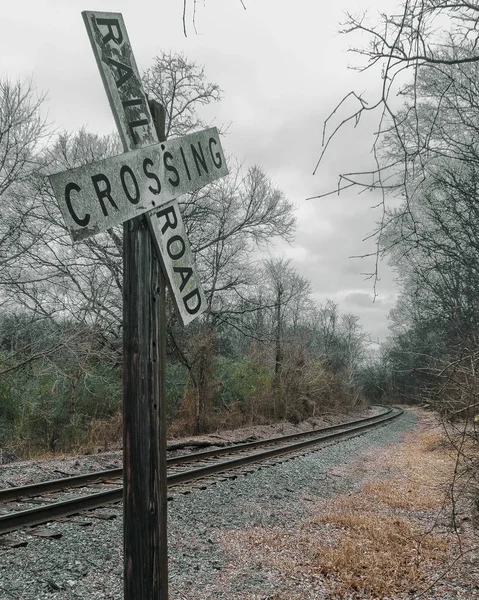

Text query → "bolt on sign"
[48,11,228,326]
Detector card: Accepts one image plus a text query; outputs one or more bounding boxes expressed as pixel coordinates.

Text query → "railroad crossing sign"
[48,10,229,600]
[49,12,227,327]
[50,127,227,243]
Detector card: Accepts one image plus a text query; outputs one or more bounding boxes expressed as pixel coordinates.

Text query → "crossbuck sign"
[49,12,227,326]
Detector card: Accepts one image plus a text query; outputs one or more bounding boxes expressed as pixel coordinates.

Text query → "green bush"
[165,362,188,424]
[214,356,272,421]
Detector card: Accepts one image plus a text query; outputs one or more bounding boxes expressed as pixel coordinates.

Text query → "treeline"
[325,2,479,422]
[0,295,369,455]
[0,54,372,457]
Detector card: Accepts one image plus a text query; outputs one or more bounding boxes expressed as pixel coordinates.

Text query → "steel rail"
[0,408,402,535]
[167,406,393,465]
[0,469,122,503]
[168,408,402,487]
[0,407,392,503]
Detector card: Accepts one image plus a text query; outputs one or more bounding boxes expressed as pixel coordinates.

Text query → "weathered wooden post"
[48,11,228,599]
[121,98,168,599]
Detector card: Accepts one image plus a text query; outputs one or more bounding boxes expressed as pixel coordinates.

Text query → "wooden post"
[52,16,225,600]
[123,100,168,600]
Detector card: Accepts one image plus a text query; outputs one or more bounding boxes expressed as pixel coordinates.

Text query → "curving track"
[0,406,402,535]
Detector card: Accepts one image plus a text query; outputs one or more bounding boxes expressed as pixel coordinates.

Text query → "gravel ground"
[0,410,419,600]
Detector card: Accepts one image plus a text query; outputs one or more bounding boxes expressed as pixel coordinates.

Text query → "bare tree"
[315,0,479,183]
[0,128,124,380]
[313,1,479,287]
[322,3,479,542]
[0,78,49,198]
[0,78,50,288]
[142,51,222,139]
[180,0,246,37]
[167,166,296,433]
[263,257,311,379]
[183,163,295,322]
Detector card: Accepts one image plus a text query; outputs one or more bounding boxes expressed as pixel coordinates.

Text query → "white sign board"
[49,127,228,242]
[82,11,157,151]
[149,201,207,325]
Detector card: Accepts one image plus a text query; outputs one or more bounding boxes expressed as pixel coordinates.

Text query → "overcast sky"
[1,0,401,344]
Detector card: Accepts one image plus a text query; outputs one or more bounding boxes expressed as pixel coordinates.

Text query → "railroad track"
[0,407,402,535]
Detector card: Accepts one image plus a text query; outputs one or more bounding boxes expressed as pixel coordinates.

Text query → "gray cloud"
[3,0,400,344]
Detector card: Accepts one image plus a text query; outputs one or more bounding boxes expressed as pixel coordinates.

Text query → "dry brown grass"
[81,411,123,453]
[308,425,457,596]
[220,415,467,599]
[361,478,441,511]
[227,512,447,600]
[229,501,449,599]
[311,502,448,597]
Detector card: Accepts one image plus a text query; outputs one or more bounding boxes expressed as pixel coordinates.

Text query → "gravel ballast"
[0,410,417,599]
